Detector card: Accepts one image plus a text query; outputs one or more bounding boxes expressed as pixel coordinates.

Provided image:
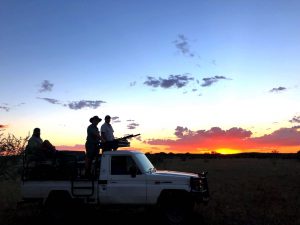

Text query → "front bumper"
[190,190,210,204]
[190,172,210,204]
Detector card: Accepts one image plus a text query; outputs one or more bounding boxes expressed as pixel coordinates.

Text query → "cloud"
[0,124,8,129]
[55,144,85,151]
[144,77,160,88]
[130,81,136,87]
[111,116,121,123]
[0,102,26,112]
[0,106,10,112]
[143,74,230,94]
[127,122,139,130]
[174,34,194,57]
[17,103,25,106]
[269,87,287,93]
[135,135,142,141]
[144,74,194,89]
[174,126,195,138]
[148,126,252,150]
[39,80,54,92]
[251,127,300,146]
[289,116,300,123]
[38,97,61,104]
[65,100,106,110]
[38,97,106,110]
[201,76,230,87]
[126,119,139,130]
[145,126,300,153]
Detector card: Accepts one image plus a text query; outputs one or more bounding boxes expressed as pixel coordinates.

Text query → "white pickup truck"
[21,150,209,224]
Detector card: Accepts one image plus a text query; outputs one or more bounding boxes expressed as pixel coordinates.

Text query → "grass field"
[1,157,300,225]
[157,157,300,225]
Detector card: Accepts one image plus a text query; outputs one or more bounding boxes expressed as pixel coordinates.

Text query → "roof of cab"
[102,150,142,155]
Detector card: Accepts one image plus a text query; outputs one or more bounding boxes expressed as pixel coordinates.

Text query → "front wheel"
[160,195,194,225]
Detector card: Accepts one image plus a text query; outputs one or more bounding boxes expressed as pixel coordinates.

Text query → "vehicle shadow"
[12,202,201,225]
[12,203,156,225]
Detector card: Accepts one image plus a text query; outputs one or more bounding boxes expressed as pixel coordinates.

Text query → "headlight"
[190,177,202,191]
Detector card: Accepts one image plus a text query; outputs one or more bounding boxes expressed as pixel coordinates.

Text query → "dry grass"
[0,179,23,225]
[157,157,300,225]
[1,158,300,225]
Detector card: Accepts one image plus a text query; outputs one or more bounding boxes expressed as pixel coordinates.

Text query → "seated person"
[25,128,56,163]
[42,139,57,159]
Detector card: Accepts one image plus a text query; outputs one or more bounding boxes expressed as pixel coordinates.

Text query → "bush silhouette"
[0,130,29,180]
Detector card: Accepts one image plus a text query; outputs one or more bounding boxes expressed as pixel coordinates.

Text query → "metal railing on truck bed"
[22,150,101,181]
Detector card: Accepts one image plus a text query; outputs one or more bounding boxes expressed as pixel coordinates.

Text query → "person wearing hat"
[85,115,102,177]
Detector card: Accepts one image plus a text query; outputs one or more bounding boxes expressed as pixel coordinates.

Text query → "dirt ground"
[1,157,300,225]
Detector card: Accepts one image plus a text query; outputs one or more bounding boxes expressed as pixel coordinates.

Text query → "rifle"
[116,133,140,141]
[112,134,140,149]
[101,134,140,151]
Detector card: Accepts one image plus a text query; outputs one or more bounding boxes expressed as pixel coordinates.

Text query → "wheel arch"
[157,189,191,206]
[44,190,72,206]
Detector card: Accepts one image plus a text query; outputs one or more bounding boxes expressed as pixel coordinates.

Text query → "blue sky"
[1,0,300,153]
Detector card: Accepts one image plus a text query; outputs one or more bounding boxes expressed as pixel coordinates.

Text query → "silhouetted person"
[85,116,102,177]
[26,128,56,162]
[28,127,42,145]
[42,139,57,158]
[101,115,118,152]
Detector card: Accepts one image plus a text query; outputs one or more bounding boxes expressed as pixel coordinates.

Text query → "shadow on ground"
[4,202,201,225]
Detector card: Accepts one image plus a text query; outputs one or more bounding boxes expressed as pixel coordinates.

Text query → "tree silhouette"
[0,130,29,179]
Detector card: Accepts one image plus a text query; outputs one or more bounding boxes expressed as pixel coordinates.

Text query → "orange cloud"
[146,126,300,153]
[56,144,85,151]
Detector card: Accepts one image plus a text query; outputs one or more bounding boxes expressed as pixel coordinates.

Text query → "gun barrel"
[117,133,140,140]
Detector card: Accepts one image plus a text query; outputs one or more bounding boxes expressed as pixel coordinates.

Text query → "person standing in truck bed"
[85,116,102,177]
[101,115,117,152]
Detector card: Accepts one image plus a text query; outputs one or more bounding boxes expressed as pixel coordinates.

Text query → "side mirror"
[129,165,138,178]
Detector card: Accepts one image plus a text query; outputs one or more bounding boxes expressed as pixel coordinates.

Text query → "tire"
[159,192,194,225]
[44,191,72,225]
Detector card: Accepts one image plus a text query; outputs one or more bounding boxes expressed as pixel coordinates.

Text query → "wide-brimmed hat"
[89,116,102,123]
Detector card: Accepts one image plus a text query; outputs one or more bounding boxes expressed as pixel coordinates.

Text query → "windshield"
[134,153,155,173]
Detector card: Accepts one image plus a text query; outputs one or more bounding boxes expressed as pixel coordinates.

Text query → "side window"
[111,156,139,175]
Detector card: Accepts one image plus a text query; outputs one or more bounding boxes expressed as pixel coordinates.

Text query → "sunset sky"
[1,0,300,154]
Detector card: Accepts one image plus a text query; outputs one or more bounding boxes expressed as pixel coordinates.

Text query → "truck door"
[106,155,146,204]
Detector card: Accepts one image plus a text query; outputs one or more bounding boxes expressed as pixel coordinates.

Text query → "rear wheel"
[44,191,72,225]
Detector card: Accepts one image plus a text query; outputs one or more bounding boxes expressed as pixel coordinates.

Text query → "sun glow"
[216,148,241,155]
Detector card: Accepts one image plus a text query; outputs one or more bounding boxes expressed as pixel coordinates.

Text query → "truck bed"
[22,150,100,181]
